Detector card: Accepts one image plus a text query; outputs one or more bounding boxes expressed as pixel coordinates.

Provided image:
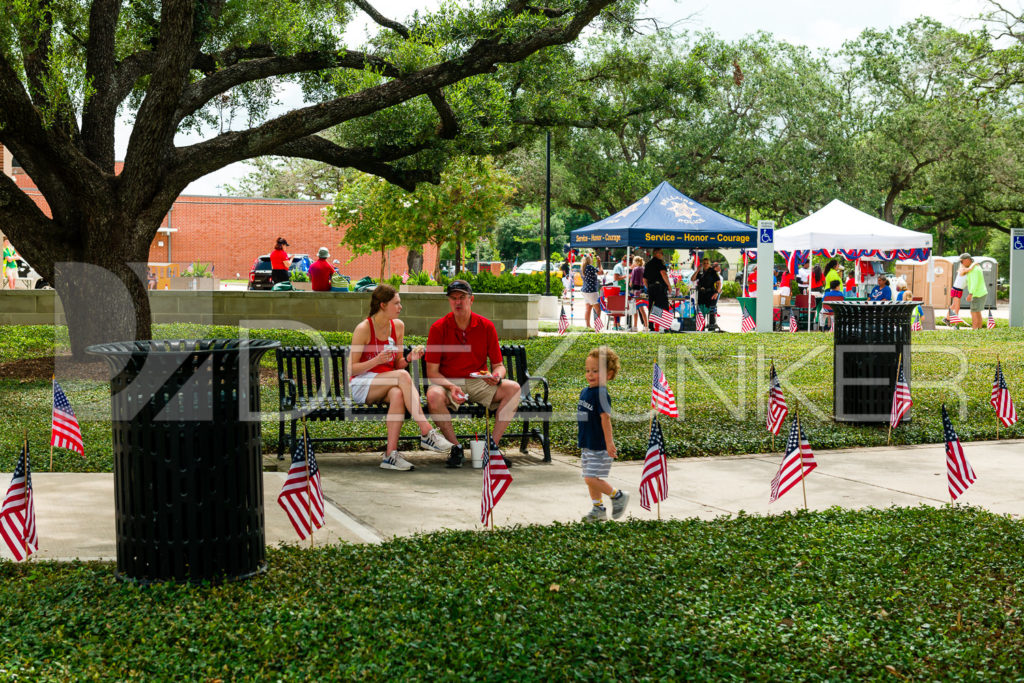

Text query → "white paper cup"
[470,440,485,468]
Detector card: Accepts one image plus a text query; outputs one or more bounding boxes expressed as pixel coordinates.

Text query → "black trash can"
[830,302,918,423]
[86,339,280,584]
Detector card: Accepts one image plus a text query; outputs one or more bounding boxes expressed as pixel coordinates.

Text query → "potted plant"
[170,261,220,290]
[290,270,311,291]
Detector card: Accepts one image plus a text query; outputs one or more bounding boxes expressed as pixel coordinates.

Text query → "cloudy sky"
[174,0,1003,195]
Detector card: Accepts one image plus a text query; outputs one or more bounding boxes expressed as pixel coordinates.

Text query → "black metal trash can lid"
[828,301,920,313]
[85,338,281,357]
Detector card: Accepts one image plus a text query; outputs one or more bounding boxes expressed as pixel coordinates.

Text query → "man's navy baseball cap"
[446,280,473,295]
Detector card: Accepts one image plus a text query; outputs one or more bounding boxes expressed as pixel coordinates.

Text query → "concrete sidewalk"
[8,437,1022,562]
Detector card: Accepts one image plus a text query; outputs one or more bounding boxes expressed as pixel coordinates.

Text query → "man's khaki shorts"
[969,295,986,313]
[443,376,500,412]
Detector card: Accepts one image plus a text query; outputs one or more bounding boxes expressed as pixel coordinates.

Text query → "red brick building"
[1,145,437,282]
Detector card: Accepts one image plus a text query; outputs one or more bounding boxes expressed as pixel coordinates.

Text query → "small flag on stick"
[942,405,976,501]
[651,363,678,418]
[990,362,1017,428]
[0,442,38,562]
[889,360,913,428]
[741,309,756,333]
[639,417,668,511]
[947,310,964,326]
[649,306,673,330]
[988,310,996,330]
[766,364,788,435]
[695,308,706,331]
[769,418,817,504]
[51,379,84,456]
[789,314,798,333]
[593,313,604,332]
[277,426,325,540]
[481,451,513,525]
[558,306,569,335]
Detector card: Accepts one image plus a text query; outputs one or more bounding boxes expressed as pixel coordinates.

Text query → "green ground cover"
[1,507,1022,680]
[0,324,1021,472]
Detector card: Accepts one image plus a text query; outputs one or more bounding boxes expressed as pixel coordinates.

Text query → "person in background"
[611,254,629,330]
[308,247,335,292]
[823,259,843,291]
[945,254,977,323]
[810,265,825,291]
[580,253,604,330]
[694,258,721,331]
[844,268,855,293]
[643,248,671,330]
[820,279,846,328]
[894,280,913,302]
[960,253,989,330]
[869,275,892,301]
[270,237,290,285]
[3,237,18,289]
[629,255,647,331]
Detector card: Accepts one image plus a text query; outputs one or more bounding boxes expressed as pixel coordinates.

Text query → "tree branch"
[351,0,410,38]
[82,0,121,170]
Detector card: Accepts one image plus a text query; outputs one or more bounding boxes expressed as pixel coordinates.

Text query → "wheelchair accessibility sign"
[759,228,774,244]
[1014,235,1024,250]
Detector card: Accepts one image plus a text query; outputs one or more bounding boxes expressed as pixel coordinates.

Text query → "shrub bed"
[1,507,1022,680]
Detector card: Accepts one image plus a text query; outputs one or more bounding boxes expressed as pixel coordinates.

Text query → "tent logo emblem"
[661,197,703,223]
[760,228,774,244]
[1014,236,1024,250]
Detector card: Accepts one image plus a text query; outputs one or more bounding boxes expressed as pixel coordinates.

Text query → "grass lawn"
[1,507,1022,680]
[0,324,1021,472]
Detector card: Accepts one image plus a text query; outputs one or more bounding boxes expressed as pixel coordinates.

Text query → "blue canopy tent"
[569,182,757,250]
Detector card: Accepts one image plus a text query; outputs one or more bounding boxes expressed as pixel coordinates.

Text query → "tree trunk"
[454,238,463,276]
[407,247,423,274]
[56,242,153,358]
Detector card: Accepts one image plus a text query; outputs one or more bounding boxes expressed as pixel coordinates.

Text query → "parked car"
[247,254,310,290]
[7,259,50,289]
[512,261,555,276]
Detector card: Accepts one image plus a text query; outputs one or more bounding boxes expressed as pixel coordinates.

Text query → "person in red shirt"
[308,247,335,292]
[270,237,290,285]
[425,280,522,469]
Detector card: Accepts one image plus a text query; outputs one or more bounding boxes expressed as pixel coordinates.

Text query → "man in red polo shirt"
[308,247,335,291]
[425,280,522,468]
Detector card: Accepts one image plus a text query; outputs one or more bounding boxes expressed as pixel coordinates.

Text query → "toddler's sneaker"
[380,451,414,471]
[445,444,464,469]
[611,490,630,519]
[420,428,455,453]
[583,505,607,523]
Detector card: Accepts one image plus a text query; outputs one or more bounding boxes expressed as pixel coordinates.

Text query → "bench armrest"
[278,373,297,411]
[522,372,549,403]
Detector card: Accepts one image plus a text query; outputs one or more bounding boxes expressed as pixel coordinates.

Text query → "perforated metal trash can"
[86,339,280,584]
[830,302,918,423]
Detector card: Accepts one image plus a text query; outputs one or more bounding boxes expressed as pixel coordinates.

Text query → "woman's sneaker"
[420,428,455,453]
[380,451,415,471]
[583,505,607,523]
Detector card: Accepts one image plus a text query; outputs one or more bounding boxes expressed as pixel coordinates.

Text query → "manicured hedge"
[1,507,1023,679]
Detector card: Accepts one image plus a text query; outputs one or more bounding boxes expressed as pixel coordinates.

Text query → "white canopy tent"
[775,199,934,330]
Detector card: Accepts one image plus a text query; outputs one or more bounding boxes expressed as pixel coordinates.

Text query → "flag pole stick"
[486,407,494,531]
[49,375,54,471]
[887,353,902,446]
[796,408,808,511]
[24,429,33,562]
[996,357,1000,441]
[769,361,775,452]
[301,415,314,548]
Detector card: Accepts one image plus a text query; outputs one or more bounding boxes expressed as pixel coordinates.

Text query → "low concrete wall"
[0,290,540,339]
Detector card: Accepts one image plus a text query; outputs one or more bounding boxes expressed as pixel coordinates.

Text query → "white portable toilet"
[974,256,999,309]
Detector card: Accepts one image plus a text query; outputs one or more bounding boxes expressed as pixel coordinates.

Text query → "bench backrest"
[278,344,532,403]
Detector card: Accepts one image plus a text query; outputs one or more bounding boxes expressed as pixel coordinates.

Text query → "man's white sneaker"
[420,428,455,453]
[380,451,415,471]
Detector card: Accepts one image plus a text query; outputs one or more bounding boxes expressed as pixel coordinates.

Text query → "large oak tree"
[0,0,631,353]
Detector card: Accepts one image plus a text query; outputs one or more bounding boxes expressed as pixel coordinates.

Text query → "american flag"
[649,306,674,330]
[947,310,964,326]
[786,250,798,275]
[401,271,409,284]
[741,310,756,333]
[480,451,513,525]
[769,418,817,503]
[789,314,798,333]
[912,318,923,332]
[558,306,569,335]
[990,362,1017,427]
[277,427,325,540]
[889,361,913,427]
[988,310,996,330]
[639,417,668,511]
[0,444,38,562]
[695,308,706,331]
[766,364,788,435]
[651,363,678,418]
[943,405,976,500]
[593,313,604,332]
[51,379,84,456]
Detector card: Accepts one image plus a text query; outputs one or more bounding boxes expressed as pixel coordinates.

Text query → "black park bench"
[276,344,552,461]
